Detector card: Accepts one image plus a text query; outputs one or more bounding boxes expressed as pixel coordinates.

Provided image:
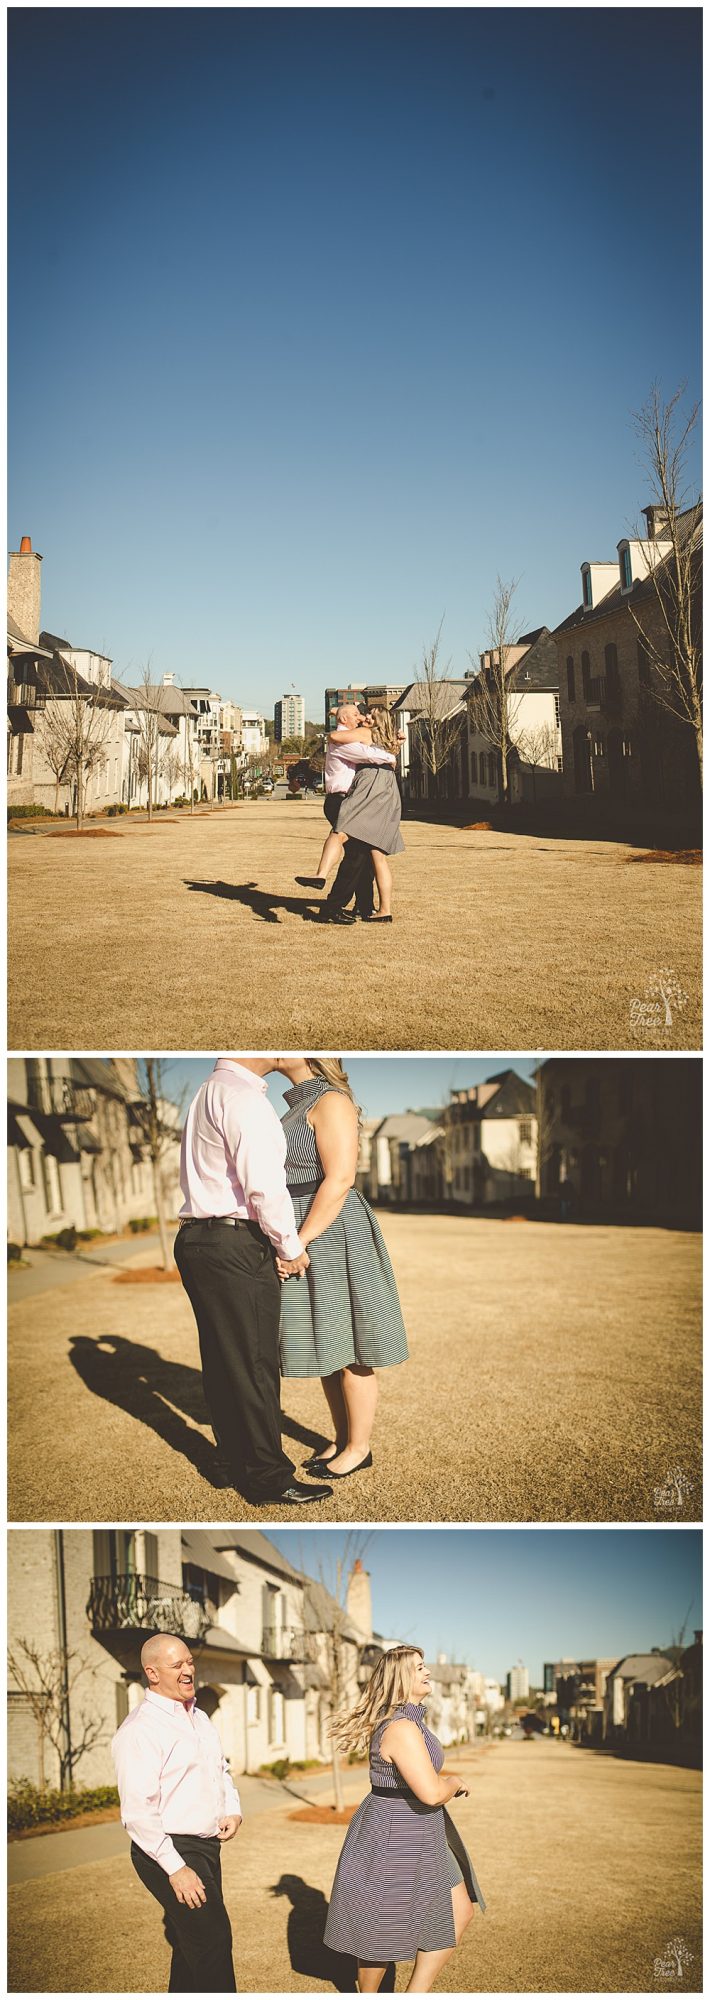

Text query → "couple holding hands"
[174,1053,409,1506]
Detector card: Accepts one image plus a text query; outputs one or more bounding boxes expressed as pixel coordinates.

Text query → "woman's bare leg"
[316,829,346,878]
[371,850,392,915]
[405,1885,475,1992]
[358,1964,390,1993]
[325,1365,378,1474]
[315,1371,349,1461]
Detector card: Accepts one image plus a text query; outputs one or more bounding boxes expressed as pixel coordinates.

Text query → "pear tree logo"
[653,1935,694,1983]
[653,1468,694,1514]
[630,968,689,1033]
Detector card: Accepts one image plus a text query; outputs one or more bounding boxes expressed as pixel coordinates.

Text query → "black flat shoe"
[365,914,393,923]
[308,1451,373,1481]
[296,874,326,888]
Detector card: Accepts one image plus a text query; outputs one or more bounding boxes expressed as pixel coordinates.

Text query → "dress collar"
[283,1077,320,1107]
[214,1059,268,1094]
[145,1689,197,1718]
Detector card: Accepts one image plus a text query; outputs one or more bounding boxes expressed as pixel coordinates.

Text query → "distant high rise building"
[506,1660,529,1702]
[274,694,305,741]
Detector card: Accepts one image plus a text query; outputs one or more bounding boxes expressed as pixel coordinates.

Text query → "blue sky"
[143,1055,537,1121]
[267,1529,702,1683]
[9,10,701,719]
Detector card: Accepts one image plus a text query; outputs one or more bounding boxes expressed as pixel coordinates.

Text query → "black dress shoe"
[318,908,356,925]
[307,1451,373,1481]
[268,1479,333,1504]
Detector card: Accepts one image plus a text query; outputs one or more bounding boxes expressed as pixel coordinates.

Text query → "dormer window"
[582,568,592,608]
[620,545,632,591]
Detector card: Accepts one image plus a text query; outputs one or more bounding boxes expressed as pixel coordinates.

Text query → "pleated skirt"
[335,766,405,855]
[323,1794,485,1961]
[279,1186,409,1378]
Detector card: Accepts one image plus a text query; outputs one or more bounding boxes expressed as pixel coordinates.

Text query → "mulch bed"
[112,1269,181,1284]
[627,849,702,865]
[287,1807,357,1825]
[49,829,122,839]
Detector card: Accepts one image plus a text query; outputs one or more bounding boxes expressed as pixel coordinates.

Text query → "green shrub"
[41,1227,77,1253]
[128,1216,157,1234]
[8,1781,120,1832]
[7,803,55,819]
[76,1228,104,1241]
[106,802,129,817]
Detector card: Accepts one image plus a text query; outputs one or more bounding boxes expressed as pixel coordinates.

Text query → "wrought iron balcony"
[26,1072,96,1122]
[262,1625,308,1662]
[88,1573,209,1642]
[584,673,623,718]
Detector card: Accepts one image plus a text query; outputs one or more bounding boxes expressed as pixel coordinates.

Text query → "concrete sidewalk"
[8,1773,291,1884]
[8,1233,165,1302]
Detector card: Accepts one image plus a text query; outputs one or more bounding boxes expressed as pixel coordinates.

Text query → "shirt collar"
[214,1059,268,1094]
[145,1689,197,1717]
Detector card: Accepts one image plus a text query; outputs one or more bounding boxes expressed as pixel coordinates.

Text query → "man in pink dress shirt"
[113,1632,240,1991]
[174,1058,332,1506]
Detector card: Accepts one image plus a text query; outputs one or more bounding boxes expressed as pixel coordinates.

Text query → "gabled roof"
[213,1530,303,1584]
[553,504,703,640]
[394,680,470,718]
[34,641,124,708]
[607,1652,675,1684]
[449,1068,535,1120]
[504,627,560,692]
[7,614,52,656]
[303,1577,360,1641]
[373,1112,436,1143]
[114,680,197,717]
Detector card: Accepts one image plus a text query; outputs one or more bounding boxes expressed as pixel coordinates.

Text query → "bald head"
[336,703,362,728]
[141,1632,196,1704]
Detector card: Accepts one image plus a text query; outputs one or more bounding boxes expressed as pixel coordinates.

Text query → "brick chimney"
[346,1558,373,1640]
[8,537,43,646]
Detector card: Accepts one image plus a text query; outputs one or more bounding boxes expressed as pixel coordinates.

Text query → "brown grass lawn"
[8,1740,702,1992]
[7,802,702,1049]
[8,1214,700,1524]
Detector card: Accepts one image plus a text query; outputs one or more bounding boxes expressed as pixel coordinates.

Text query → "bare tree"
[467,577,526,807]
[8,1638,109,1790]
[513,721,559,801]
[630,382,703,786]
[37,661,115,828]
[131,665,165,820]
[133,1059,187,1270]
[314,1532,374,1811]
[162,742,182,803]
[413,618,466,798]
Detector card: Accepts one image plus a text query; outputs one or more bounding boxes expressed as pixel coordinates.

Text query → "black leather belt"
[369,1783,416,1798]
[177,1216,252,1230]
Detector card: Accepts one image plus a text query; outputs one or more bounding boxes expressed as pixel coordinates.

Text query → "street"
[7,800,701,1049]
[8,1738,702,1992]
[8,1214,701,1524]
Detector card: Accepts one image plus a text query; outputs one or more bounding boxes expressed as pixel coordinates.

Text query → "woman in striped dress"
[324,1646,485,1991]
[275,1057,409,1481]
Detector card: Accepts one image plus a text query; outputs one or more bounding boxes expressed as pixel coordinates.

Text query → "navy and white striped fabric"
[323,1702,486,1963]
[279,1080,409,1380]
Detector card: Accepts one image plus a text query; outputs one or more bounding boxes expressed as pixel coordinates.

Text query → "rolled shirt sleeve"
[112,1728,186,1877]
[223,1090,304,1260]
[222,1761,241,1817]
[334,739,395,766]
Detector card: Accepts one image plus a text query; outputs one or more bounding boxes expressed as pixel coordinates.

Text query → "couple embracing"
[174,1055,409,1506]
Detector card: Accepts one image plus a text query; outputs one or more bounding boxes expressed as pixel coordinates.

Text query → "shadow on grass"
[270,1876,395,1992]
[184,879,321,924]
[68,1334,327,1489]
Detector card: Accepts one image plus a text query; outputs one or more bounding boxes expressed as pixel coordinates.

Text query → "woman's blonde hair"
[369,706,400,756]
[329,1644,424,1758]
[306,1058,362,1128]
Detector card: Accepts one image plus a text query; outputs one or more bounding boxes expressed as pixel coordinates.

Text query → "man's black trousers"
[131,1835,237,1993]
[173,1219,294,1501]
[323,795,375,915]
